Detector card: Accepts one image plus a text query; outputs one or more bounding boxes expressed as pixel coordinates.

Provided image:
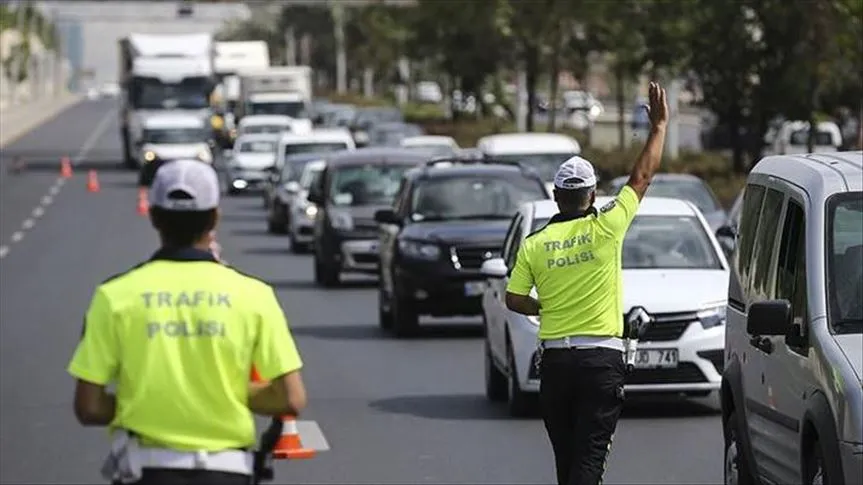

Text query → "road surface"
[0,98,724,484]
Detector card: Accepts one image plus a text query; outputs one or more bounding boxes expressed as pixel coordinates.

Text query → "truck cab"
[119,33,216,168]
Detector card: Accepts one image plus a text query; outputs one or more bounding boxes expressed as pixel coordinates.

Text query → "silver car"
[609,173,728,231]
[722,151,862,485]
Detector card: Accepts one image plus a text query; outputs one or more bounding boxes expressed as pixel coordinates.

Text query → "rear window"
[790,129,834,146]
[284,143,348,157]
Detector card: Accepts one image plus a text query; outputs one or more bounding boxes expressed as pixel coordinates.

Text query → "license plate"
[634,349,678,369]
[464,281,486,296]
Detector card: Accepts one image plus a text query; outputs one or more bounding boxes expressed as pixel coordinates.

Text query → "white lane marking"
[0,107,114,263]
[296,420,331,452]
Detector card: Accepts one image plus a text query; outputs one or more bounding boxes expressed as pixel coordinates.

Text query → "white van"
[766,120,842,156]
[274,129,356,170]
[237,114,312,138]
[477,132,581,193]
[137,113,213,168]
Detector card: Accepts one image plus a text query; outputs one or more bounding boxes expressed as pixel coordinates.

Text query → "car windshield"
[493,152,578,181]
[329,164,411,206]
[300,165,324,189]
[281,157,320,182]
[615,179,721,213]
[242,125,288,135]
[411,175,547,221]
[622,215,722,269]
[828,193,863,330]
[250,101,307,118]
[143,128,206,144]
[790,129,834,146]
[238,140,276,153]
[284,142,347,157]
[132,78,210,110]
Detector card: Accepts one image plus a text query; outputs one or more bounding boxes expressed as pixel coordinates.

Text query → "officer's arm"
[68,288,119,426]
[505,242,540,316]
[249,288,307,417]
[626,82,668,200]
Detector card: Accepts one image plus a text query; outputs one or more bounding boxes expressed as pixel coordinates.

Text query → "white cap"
[150,159,220,211]
[553,156,598,190]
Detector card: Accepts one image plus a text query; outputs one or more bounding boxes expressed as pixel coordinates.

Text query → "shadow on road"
[369,394,514,421]
[243,247,290,256]
[100,179,141,189]
[219,214,264,223]
[620,395,720,419]
[267,278,377,291]
[291,323,387,341]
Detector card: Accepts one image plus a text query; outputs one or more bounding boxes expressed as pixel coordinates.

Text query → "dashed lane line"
[0,108,114,262]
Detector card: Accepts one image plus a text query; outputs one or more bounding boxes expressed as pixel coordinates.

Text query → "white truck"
[213,41,270,144]
[118,33,216,168]
[237,66,312,122]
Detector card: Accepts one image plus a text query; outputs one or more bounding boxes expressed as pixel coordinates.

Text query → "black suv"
[307,147,433,287]
[375,160,551,336]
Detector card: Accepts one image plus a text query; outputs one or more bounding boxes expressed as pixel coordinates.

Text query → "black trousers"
[119,468,251,485]
[539,347,626,485]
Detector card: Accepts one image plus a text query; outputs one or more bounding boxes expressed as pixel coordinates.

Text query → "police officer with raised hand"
[505,82,668,485]
[68,159,307,485]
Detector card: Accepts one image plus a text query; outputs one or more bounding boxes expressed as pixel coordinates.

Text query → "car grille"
[626,362,707,385]
[637,311,698,342]
[451,245,500,270]
[354,218,377,231]
[353,253,379,264]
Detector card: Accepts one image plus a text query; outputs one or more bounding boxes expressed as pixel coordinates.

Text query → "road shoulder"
[0,94,83,148]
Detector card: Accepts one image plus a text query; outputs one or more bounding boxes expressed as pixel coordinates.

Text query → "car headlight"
[698,304,727,329]
[143,151,156,163]
[304,204,318,219]
[329,210,354,231]
[589,105,602,118]
[398,240,440,260]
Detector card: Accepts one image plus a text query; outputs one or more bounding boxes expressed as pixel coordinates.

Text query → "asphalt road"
[0,98,724,485]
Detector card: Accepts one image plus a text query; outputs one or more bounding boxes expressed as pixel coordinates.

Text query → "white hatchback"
[481,196,730,416]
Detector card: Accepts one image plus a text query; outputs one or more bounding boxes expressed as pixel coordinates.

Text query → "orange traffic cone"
[272,415,316,459]
[137,188,149,216]
[248,367,315,460]
[60,157,72,178]
[87,170,100,192]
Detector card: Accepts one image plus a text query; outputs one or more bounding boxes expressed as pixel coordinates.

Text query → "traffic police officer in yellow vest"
[68,159,307,485]
[505,82,668,485]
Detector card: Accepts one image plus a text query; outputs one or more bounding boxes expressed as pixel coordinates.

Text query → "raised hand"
[645,82,668,129]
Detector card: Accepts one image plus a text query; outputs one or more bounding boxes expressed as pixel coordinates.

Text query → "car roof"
[235,133,280,142]
[142,113,203,129]
[750,151,863,194]
[325,147,431,166]
[279,128,353,143]
[239,115,293,126]
[609,173,705,186]
[401,135,455,145]
[407,162,532,179]
[527,196,700,221]
[477,132,581,155]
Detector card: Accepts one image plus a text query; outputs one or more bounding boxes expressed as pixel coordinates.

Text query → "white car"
[287,160,326,252]
[476,132,581,195]
[274,129,356,171]
[399,135,460,156]
[137,113,213,168]
[226,133,280,194]
[481,196,730,416]
[236,114,312,138]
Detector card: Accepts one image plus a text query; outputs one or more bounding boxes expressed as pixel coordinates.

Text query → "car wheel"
[392,294,418,338]
[506,343,533,417]
[314,252,340,287]
[377,278,393,330]
[724,411,756,485]
[484,337,507,402]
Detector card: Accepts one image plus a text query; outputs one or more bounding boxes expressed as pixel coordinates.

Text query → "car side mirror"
[307,186,324,205]
[480,257,508,278]
[716,225,736,239]
[747,300,792,336]
[374,209,402,226]
[284,181,301,194]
